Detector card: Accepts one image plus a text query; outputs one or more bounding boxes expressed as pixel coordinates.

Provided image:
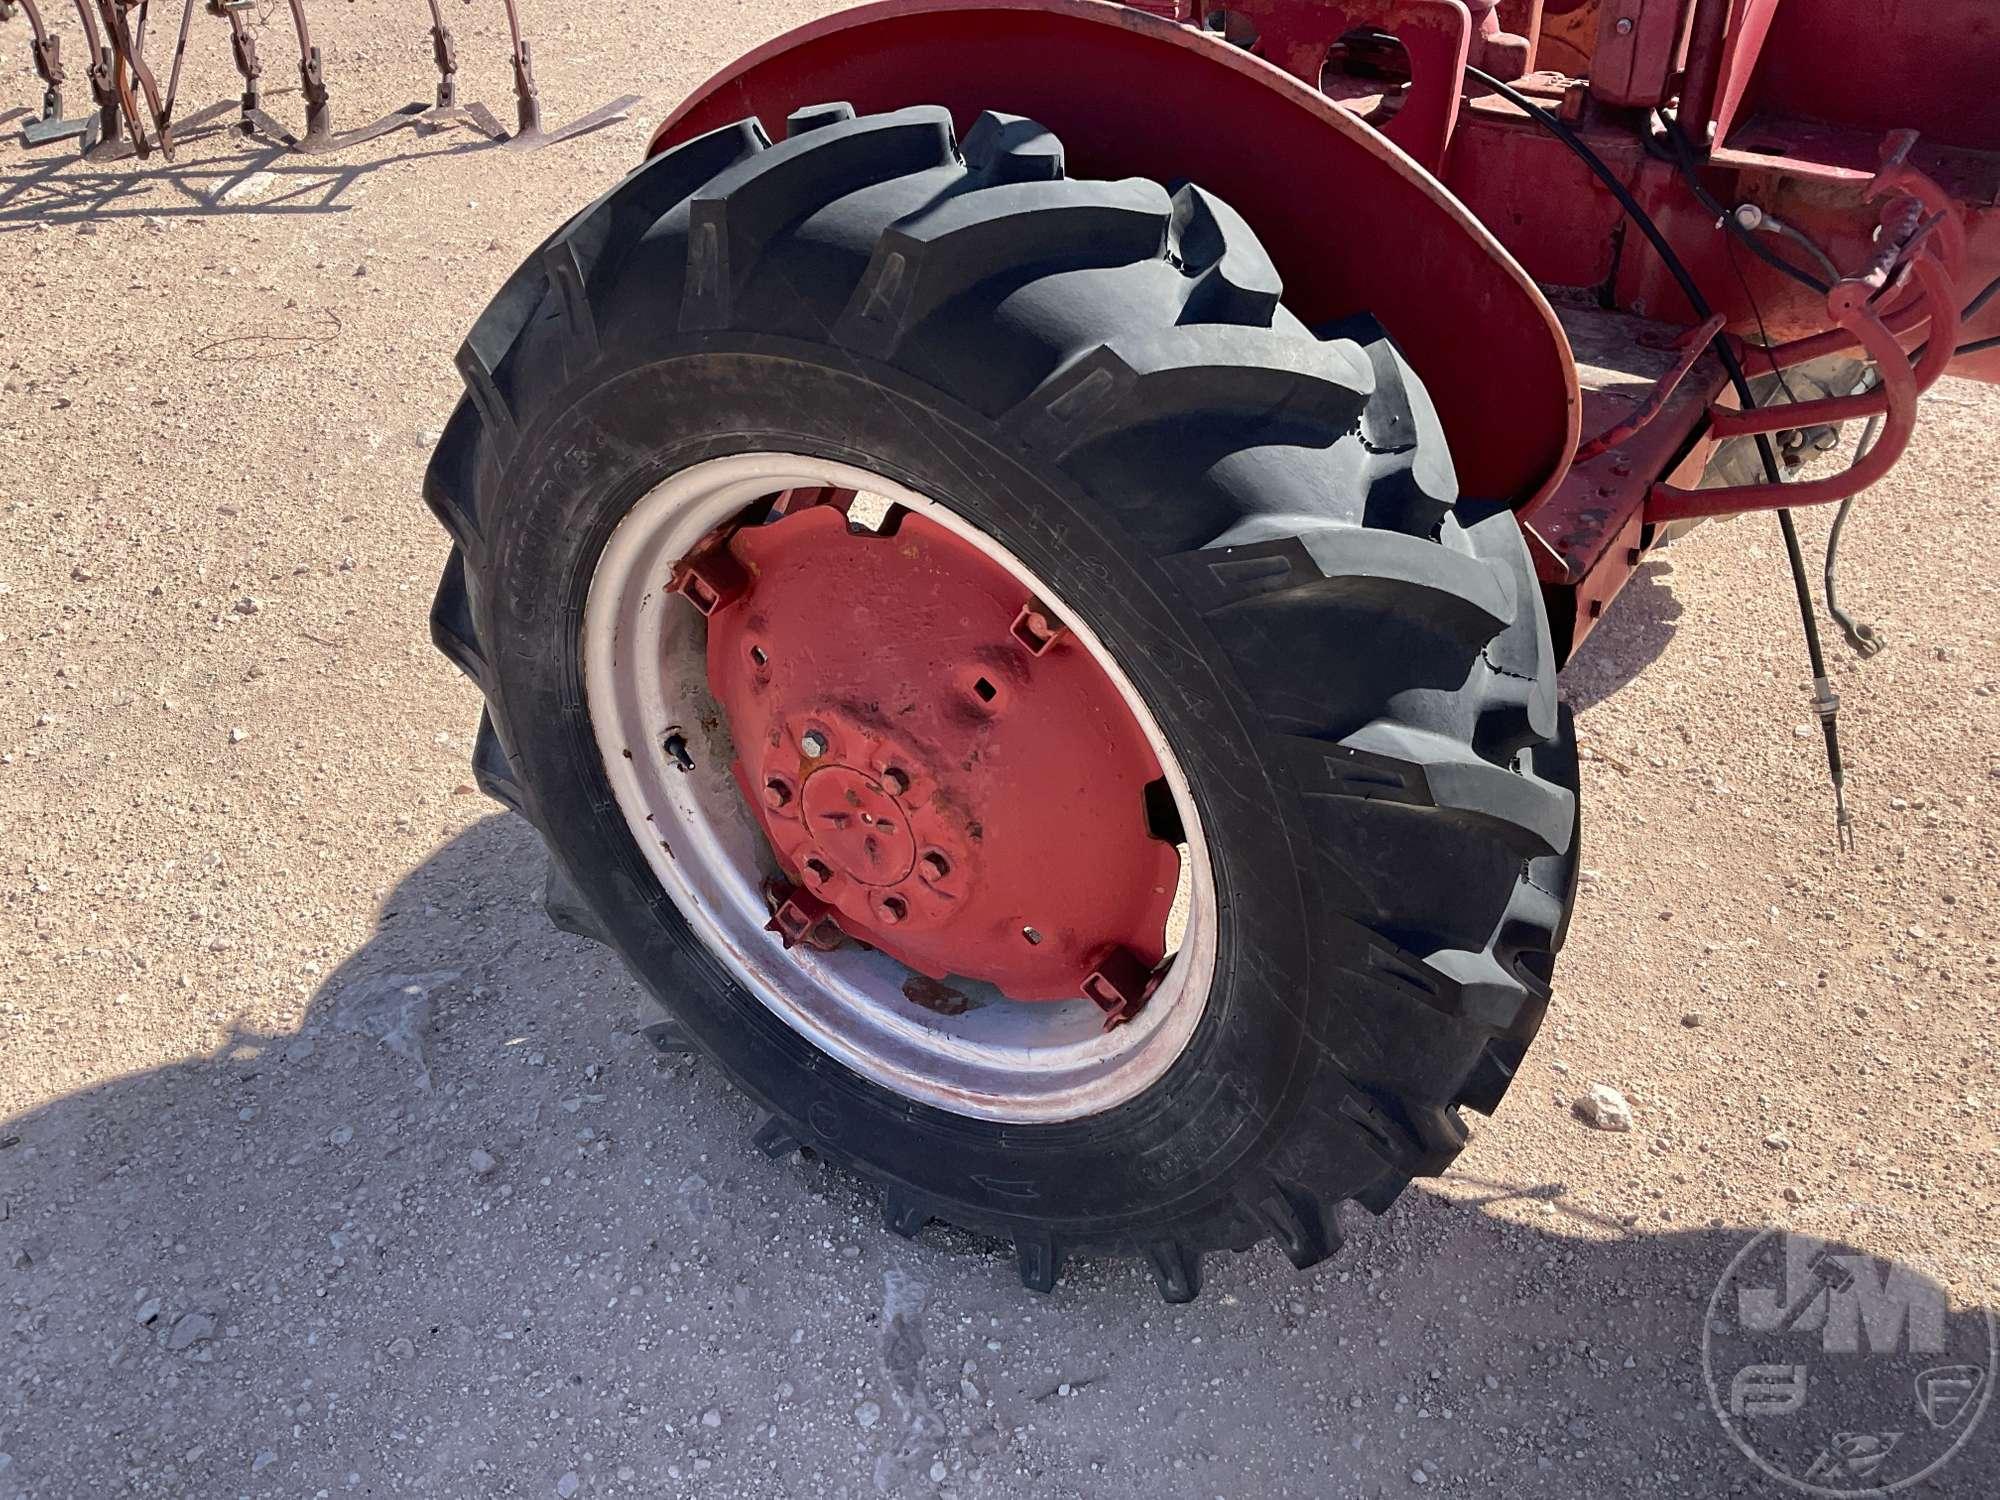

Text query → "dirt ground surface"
[3,3,1997,1496]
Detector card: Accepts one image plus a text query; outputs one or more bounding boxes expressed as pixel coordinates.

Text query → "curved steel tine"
[487,0,636,152]
[499,90,638,152]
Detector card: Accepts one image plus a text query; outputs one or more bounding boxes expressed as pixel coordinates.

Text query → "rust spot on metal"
[901,975,971,1016]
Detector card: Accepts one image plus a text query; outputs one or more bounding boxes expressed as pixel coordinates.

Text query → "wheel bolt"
[763,778,792,809]
[800,730,829,759]
[875,894,908,925]
[802,857,833,889]
[880,765,909,796]
[918,851,950,884]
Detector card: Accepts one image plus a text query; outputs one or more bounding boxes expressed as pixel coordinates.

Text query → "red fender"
[651,0,1580,509]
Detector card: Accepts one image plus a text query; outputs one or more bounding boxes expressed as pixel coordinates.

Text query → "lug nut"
[800,730,829,759]
[874,895,908,925]
[763,778,792,809]
[879,765,909,796]
[802,857,834,889]
[918,851,950,884]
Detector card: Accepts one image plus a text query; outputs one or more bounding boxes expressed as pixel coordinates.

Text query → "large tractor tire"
[425,104,1579,1301]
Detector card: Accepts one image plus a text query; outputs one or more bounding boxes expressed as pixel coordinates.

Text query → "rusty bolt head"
[879,765,910,796]
[763,777,793,810]
[800,730,829,759]
[918,851,950,885]
[874,894,908,925]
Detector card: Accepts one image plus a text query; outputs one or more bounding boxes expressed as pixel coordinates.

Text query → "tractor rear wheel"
[425,104,1579,1301]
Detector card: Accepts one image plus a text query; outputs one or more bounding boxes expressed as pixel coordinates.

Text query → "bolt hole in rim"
[583,453,1218,1122]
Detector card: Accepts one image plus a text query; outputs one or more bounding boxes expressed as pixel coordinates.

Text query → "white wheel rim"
[581,453,1218,1123]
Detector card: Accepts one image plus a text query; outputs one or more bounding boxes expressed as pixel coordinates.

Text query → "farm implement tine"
[15,0,127,156]
[212,1,292,144]
[225,0,423,154]
[14,0,91,146]
[413,0,507,140]
[492,0,637,152]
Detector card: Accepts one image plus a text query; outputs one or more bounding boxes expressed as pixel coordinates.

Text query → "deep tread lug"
[470,709,526,815]
[542,855,610,944]
[1458,1038,1527,1115]
[1144,1239,1203,1304]
[1008,327,1375,459]
[1170,183,1282,326]
[785,100,855,137]
[751,1116,802,1160]
[1290,719,1576,859]
[882,1193,930,1239]
[1245,1180,1338,1270]
[1349,324,1457,526]
[680,106,957,333]
[453,336,519,466]
[541,237,599,365]
[1353,1173,1411,1216]
[1458,505,1559,749]
[428,548,486,687]
[1328,929,1537,1038]
[422,400,485,550]
[551,118,769,324]
[962,110,1064,183]
[639,1018,698,1056]
[1195,526,1512,641]
[835,177,1169,358]
[1015,1235,1061,1293]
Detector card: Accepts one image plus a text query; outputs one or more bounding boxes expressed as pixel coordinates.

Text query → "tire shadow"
[1559,559,1686,714]
[2,815,1991,1498]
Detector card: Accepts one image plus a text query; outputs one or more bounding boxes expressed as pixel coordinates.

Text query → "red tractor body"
[651,0,2000,657]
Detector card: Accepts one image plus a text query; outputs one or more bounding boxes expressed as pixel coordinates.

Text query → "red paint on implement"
[694,499,1180,1010]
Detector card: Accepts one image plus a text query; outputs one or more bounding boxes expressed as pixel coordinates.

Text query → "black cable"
[1726,233,1803,405]
[1960,272,2000,325]
[1808,363,1884,657]
[1466,65,1853,846]
[1724,234,1884,658]
[1904,274,2000,362]
[1648,110,1832,295]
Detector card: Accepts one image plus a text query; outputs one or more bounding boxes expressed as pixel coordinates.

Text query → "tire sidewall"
[482,337,1328,1237]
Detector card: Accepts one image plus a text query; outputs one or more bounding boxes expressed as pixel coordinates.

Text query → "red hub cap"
[673,492,1179,1018]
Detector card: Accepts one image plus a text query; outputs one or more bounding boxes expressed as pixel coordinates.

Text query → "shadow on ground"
[0,115,494,228]
[1559,559,1686,713]
[2,816,1991,1497]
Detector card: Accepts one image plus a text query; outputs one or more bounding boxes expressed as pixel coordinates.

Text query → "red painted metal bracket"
[1571,313,1724,464]
[1234,0,1472,173]
[1646,137,1964,525]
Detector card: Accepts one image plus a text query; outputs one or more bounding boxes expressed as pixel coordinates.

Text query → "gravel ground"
[2,4,1997,1496]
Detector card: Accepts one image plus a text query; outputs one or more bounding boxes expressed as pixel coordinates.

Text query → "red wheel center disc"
[799,766,917,886]
[680,496,1180,1009]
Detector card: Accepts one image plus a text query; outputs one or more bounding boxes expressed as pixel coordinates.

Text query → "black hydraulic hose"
[1821,370,1885,658]
[1464,65,1854,845]
[1646,112,1833,295]
[1913,275,2000,362]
